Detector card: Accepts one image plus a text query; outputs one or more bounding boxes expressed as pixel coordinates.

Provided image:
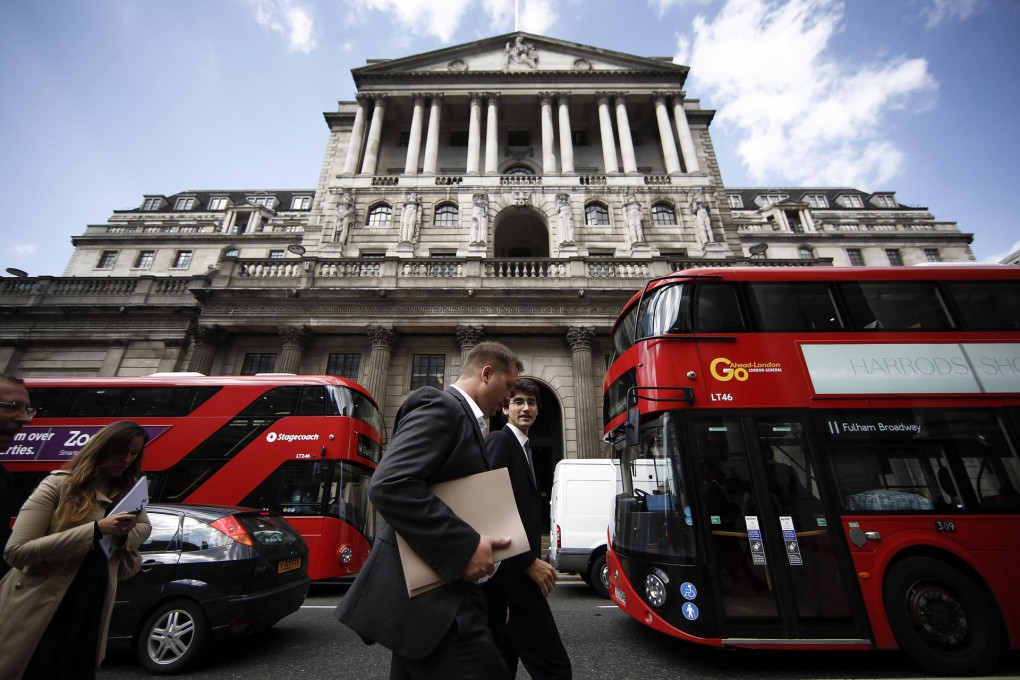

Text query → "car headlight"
[644,568,669,608]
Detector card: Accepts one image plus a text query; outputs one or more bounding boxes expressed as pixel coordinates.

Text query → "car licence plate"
[278,557,301,574]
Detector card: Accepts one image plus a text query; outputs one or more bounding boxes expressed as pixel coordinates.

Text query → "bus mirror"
[626,406,641,447]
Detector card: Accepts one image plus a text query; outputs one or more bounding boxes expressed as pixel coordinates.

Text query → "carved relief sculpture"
[556,193,575,245]
[623,191,645,244]
[691,190,714,243]
[334,190,355,244]
[503,36,538,69]
[400,191,422,244]
[470,193,488,245]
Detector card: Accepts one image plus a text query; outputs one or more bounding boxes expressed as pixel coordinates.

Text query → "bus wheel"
[137,599,210,675]
[883,556,1002,676]
[589,553,609,599]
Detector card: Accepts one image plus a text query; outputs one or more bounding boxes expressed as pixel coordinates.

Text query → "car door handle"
[141,558,160,572]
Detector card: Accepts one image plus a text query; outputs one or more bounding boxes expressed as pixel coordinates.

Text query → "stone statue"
[691,191,714,244]
[623,191,645,244]
[470,193,488,245]
[556,193,574,245]
[400,191,422,244]
[503,36,538,69]
[334,190,354,244]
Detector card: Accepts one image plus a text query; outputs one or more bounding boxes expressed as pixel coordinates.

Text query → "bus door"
[692,415,867,642]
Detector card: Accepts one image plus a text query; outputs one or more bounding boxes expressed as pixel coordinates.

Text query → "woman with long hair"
[0,420,152,680]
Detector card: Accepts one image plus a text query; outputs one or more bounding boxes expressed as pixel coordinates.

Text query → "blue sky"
[2,0,1017,277]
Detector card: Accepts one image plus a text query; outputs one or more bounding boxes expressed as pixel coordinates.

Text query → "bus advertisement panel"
[602,266,1020,676]
[2,374,383,581]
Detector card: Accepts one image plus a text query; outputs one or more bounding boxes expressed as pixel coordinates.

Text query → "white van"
[549,458,657,597]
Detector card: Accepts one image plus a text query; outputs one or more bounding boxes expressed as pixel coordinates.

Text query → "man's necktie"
[524,441,537,485]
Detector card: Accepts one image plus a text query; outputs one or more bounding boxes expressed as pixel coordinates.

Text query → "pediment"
[353,32,687,82]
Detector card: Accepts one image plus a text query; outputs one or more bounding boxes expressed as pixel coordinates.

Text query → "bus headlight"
[339,545,353,564]
[644,568,669,608]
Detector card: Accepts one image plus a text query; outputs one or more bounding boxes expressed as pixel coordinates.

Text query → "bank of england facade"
[0,33,975,472]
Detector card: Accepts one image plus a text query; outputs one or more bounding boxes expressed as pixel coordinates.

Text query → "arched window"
[584,202,609,226]
[434,203,459,226]
[503,165,535,175]
[651,203,677,225]
[367,203,392,227]
[798,245,814,260]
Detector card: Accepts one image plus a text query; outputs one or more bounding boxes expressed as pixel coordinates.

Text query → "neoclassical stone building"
[0,32,975,487]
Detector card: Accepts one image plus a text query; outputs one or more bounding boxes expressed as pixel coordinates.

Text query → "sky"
[2,0,1018,277]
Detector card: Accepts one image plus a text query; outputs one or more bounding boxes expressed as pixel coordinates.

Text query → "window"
[584,202,609,226]
[759,194,786,206]
[846,248,865,266]
[133,250,155,270]
[223,247,239,258]
[397,131,410,147]
[924,248,942,263]
[240,353,277,375]
[838,281,954,331]
[842,194,864,208]
[248,196,275,209]
[142,198,162,211]
[449,131,469,147]
[873,195,897,208]
[746,282,844,332]
[727,195,743,209]
[503,165,535,175]
[507,130,530,146]
[96,250,118,270]
[326,353,361,381]
[174,197,195,211]
[367,204,392,226]
[798,246,814,260]
[208,197,229,210]
[885,249,904,266]
[805,194,828,208]
[291,196,312,210]
[171,250,193,269]
[434,203,459,226]
[651,203,676,225]
[268,250,285,259]
[571,130,588,146]
[411,354,446,390]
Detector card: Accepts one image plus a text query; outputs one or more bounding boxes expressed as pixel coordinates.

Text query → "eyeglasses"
[0,401,37,418]
[509,398,538,408]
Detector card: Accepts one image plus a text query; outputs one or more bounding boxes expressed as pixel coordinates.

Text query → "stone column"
[653,92,682,175]
[364,325,397,415]
[557,93,574,174]
[156,338,187,373]
[672,95,701,173]
[422,94,443,176]
[615,94,638,174]
[456,325,486,366]
[187,325,228,374]
[567,326,601,457]
[98,339,128,377]
[404,94,426,175]
[275,325,313,373]
[0,340,26,374]
[342,94,370,176]
[484,94,500,175]
[360,95,388,176]
[539,93,556,175]
[596,92,619,175]
[466,93,483,175]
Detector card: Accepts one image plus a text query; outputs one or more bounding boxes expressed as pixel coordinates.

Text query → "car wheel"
[589,553,609,599]
[883,556,1002,676]
[136,598,210,675]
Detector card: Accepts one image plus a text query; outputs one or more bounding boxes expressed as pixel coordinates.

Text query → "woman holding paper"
[0,420,151,680]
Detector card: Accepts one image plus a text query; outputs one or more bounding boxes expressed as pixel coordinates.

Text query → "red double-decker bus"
[602,265,1020,676]
[2,374,383,581]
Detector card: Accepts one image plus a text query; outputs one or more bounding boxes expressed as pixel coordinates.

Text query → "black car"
[107,504,310,674]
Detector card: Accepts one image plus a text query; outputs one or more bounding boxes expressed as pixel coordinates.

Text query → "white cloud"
[345,0,554,44]
[679,0,937,188]
[519,0,557,34]
[355,0,478,44]
[12,244,38,258]
[249,0,317,53]
[919,0,981,29]
[648,0,714,18]
[984,239,1020,264]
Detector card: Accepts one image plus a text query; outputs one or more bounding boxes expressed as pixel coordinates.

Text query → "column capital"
[456,325,486,349]
[555,92,572,104]
[613,93,629,105]
[372,93,389,106]
[594,92,614,106]
[355,93,373,105]
[411,93,429,105]
[368,325,398,349]
[652,91,675,104]
[192,325,229,347]
[538,92,555,104]
[279,324,313,348]
[566,326,595,351]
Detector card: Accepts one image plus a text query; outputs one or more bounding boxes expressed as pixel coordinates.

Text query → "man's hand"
[462,535,511,582]
[527,558,558,596]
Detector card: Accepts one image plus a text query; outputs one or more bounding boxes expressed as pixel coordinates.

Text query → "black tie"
[524,441,537,485]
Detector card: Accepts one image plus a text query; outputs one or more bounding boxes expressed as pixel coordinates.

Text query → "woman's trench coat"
[0,471,151,680]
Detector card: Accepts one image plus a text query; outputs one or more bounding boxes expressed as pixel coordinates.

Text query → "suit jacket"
[335,386,492,660]
[484,425,543,605]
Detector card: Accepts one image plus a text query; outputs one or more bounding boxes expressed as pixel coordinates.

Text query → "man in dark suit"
[484,379,572,679]
[335,341,523,680]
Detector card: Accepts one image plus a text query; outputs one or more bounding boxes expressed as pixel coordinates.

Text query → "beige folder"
[396,467,528,597]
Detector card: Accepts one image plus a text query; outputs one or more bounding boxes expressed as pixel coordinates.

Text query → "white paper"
[100,476,148,557]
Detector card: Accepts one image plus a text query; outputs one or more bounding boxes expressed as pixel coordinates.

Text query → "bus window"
[746,282,844,332]
[694,283,745,333]
[297,385,335,416]
[838,281,954,331]
[121,387,219,417]
[638,282,689,338]
[69,388,128,416]
[242,459,328,514]
[27,388,75,418]
[943,280,1020,330]
[327,461,376,541]
[242,386,299,416]
[612,303,640,357]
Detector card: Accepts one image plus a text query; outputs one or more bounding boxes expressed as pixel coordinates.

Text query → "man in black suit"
[335,341,523,680]
[484,379,572,679]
